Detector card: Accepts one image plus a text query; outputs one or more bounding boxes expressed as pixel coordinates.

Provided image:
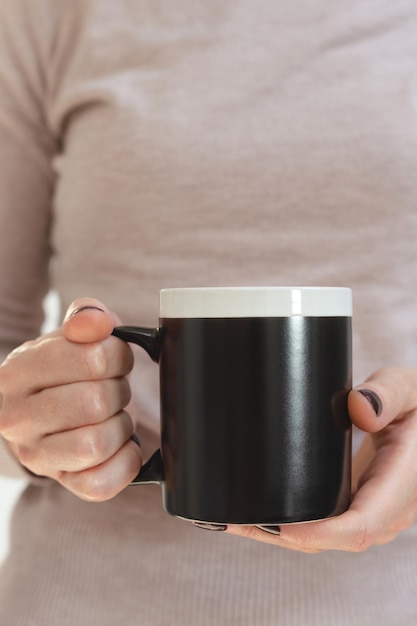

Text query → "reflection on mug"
[112,286,352,526]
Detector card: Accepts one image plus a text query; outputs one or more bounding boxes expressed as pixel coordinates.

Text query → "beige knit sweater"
[1,1,417,624]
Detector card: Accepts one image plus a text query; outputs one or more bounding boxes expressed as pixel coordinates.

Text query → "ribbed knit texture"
[2,483,417,625]
[0,0,417,623]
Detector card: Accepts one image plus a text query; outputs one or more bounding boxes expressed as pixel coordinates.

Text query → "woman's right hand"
[0,298,142,501]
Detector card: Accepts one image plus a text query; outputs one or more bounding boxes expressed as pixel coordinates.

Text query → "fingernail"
[256,525,281,536]
[67,305,105,319]
[130,433,142,447]
[193,522,228,532]
[358,389,383,416]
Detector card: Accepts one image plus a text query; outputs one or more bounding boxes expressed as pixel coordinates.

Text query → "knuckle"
[77,471,110,502]
[80,382,108,422]
[349,524,379,552]
[0,407,16,437]
[17,444,33,466]
[0,399,25,440]
[84,342,109,379]
[75,426,105,465]
[15,443,44,475]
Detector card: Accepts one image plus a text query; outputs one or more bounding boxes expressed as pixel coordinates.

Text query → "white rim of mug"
[159,287,352,318]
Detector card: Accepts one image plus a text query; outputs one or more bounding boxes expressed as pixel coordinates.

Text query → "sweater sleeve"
[0,0,57,477]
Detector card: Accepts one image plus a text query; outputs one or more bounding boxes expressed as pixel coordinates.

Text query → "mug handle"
[111,326,164,485]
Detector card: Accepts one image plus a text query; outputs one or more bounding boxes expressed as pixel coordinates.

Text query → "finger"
[28,411,135,475]
[23,377,132,438]
[0,334,133,400]
[59,438,143,502]
[348,367,417,433]
[228,410,417,553]
[63,297,121,344]
[226,526,323,554]
[373,530,399,545]
[374,500,417,545]
[351,434,375,493]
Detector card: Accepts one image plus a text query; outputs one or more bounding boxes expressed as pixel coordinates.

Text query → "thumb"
[63,297,121,344]
[348,367,417,433]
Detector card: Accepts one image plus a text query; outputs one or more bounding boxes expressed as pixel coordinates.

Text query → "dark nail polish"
[130,433,142,447]
[193,522,228,532]
[358,389,383,416]
[69,305,105,318]
[131,433,142,448]
[256,525,281,536]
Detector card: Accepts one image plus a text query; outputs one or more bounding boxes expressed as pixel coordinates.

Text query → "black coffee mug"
[112,286,352,525]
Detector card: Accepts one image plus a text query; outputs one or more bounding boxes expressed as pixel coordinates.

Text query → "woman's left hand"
[227,368,417,553]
